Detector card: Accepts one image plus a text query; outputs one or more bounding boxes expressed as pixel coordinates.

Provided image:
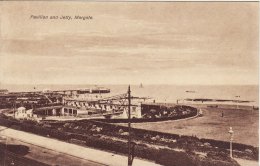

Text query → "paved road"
[0,137,105,166]
[0,126,161,166]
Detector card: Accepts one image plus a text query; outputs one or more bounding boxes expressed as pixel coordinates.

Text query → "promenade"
[0,126,161,166]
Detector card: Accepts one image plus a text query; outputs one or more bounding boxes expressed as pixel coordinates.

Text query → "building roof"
[17,107,26,111]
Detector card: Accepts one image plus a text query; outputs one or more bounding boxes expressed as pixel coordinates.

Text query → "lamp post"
[228,127,234,158]
[235,96,240,109]
[127,85,132,166]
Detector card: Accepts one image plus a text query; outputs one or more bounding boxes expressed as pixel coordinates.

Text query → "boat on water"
[185,90,196,93]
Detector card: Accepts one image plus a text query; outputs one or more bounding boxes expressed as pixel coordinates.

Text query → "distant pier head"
[178,98,258,110]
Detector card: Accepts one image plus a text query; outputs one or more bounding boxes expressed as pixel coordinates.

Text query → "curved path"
[0,126,161,166]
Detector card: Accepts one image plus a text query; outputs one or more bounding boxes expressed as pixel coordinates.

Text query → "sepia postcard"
[0,1,259,166]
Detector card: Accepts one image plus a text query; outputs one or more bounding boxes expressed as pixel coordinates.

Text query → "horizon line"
[0,83,259,86]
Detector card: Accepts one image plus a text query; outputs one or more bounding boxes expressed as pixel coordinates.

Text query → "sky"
[0,2,259,85]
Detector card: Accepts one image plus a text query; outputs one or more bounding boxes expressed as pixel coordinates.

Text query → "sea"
[1,84,259,106]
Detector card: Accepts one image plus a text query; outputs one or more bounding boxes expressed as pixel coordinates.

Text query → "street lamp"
[235,96,240,109]
[127,85,132,166]
[228,127,234,158]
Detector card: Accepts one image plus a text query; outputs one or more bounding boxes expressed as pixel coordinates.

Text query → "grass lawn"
[128,107,259,147]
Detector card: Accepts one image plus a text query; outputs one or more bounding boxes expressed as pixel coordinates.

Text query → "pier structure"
[6,87,110,96]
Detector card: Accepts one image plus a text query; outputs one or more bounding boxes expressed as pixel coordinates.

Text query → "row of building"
[11,97,142,120]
